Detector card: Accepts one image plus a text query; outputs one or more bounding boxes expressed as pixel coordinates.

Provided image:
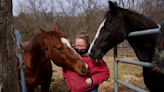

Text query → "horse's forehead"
[88,18,106,54]
[60,37,81,58]
[43,32,73,49]
[61,38,72,48]
[45,32,60,40]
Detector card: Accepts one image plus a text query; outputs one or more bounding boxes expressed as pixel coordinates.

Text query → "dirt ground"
[50,56,148,92]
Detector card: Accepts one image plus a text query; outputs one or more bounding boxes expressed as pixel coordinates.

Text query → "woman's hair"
[76,32,90,45]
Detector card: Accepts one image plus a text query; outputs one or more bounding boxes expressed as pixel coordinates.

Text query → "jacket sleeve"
[90,60,110,87]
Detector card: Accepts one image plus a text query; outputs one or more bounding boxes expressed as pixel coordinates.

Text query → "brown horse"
[21,25,88,92]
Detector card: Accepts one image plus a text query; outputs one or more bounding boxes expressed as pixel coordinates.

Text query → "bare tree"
[75,0,106,41]
[15,0,57,41]
[0,0,19,92]
[18,0,56,29]
[116,0,142,12]
[141,0,164,22]
[15,0,107,42]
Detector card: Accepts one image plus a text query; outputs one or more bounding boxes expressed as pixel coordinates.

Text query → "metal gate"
[14,29,27,92]
[113,28,160,92]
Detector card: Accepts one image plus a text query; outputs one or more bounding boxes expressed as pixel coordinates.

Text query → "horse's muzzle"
[80,63,88,76]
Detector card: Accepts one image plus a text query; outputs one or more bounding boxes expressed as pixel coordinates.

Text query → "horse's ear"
[38,27,46,33]
[108,1,119,15]
[52,24,64,37]
[53,24,60,33]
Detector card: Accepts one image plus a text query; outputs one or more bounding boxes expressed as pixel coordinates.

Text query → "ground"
[50,56,148,92]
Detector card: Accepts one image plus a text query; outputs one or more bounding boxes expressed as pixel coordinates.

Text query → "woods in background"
[14,0,164,42]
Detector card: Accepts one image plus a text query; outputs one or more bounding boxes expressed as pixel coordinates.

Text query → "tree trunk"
[0,0,19,92]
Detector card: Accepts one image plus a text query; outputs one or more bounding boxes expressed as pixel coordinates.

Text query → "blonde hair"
[76,32,90,45]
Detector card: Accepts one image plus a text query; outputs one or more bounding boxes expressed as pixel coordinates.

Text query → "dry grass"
[98,56,148,92]
[50,56,148,92]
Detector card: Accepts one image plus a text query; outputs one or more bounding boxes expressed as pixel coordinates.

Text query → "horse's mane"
[30,33,43,53]
[122,8,158,28]
[104,3,158,30]
[28,32,46,70]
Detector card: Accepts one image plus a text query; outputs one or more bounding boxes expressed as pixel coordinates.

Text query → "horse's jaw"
[73,61,88,76]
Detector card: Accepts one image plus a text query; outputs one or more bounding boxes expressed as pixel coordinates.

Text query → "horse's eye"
[58,47,64,52]
[41,47,48,52]
[55,44,63,51]
[45,48,48,51]
[42,48,48,51]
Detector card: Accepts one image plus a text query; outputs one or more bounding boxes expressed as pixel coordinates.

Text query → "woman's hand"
[86,78,92,86]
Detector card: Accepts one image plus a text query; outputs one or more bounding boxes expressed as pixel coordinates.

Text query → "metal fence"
[113,28,159,92]
[14,30,27,92]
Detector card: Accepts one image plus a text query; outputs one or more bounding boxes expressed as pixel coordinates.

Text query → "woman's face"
[75,38,88,55]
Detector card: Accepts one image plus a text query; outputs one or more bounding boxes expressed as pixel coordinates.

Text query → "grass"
[100,56,148,92]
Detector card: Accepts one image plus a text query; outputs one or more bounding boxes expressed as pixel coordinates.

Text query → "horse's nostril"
[82,69,86,73]
[81,69,87,76]
[80,65,88,75]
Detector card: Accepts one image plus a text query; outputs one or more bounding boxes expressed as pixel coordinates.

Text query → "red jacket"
[63,55,110,92]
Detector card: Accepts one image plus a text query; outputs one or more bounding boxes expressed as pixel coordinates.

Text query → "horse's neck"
[24,48,33,69]
[127,34,158,62]
[126,11,159,32]
[125,13,159,62]
[24,45,45,71]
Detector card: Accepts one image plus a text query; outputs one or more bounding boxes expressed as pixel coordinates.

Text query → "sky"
[12,0,18,16]
[12,0,74,16]
[12,0,23,16]
[12,0,107,16]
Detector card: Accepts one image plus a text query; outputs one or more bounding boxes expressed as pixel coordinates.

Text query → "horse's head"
[88,1,158,60]
[38,25,88,76]
[88,1,127,60]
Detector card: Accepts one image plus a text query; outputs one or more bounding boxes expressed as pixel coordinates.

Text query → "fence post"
[114,46,118,92]
[15,30,27,92]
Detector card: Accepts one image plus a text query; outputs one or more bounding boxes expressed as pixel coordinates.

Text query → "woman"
[63,32,110,92]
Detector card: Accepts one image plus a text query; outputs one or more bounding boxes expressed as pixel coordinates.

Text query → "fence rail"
[128,28,159,37]
[113,28,160,92]
[116,59,155,68]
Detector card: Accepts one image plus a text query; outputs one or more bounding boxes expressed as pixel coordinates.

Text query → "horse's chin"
[81,63,89,76]
[88,53,99,59]
[74,63,88,76]
[88,53,95,60]
[88,54,102,62]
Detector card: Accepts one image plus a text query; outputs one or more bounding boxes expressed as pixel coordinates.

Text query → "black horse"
[88,1,164,92]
